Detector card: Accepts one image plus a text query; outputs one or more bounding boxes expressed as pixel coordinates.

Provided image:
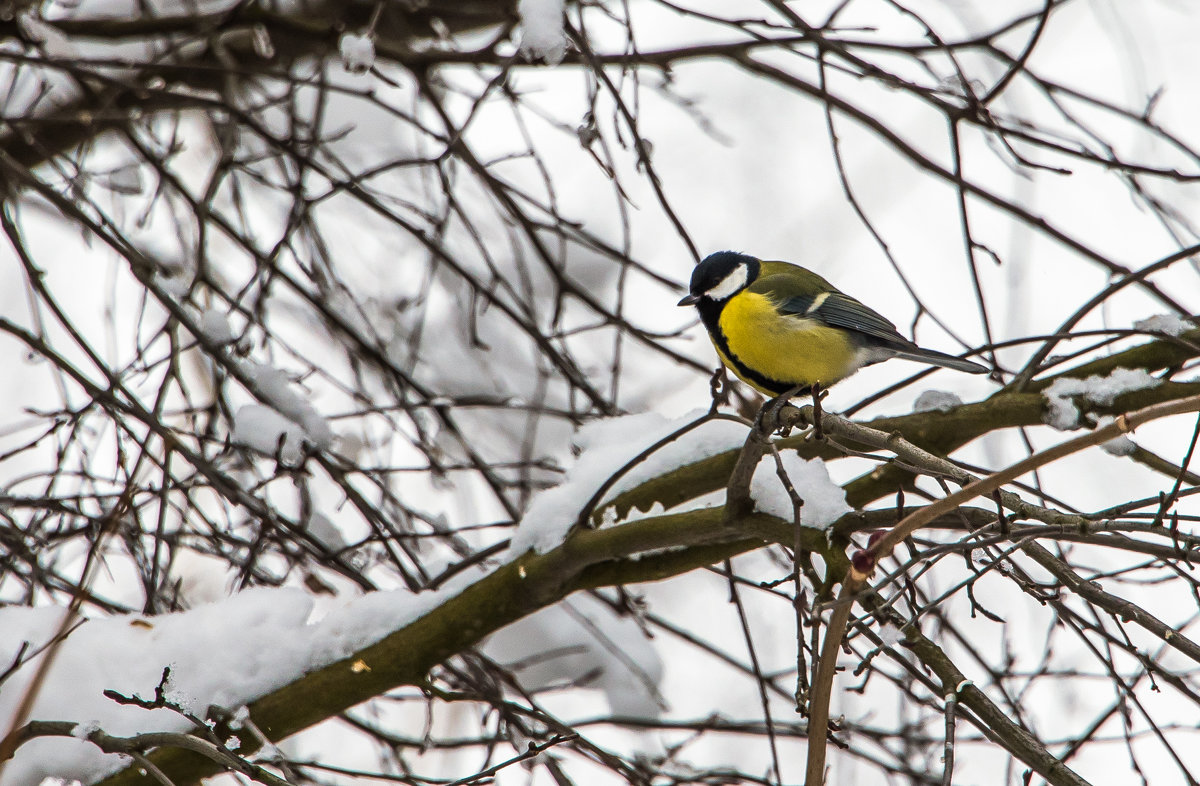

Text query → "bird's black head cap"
[685,251,760,303]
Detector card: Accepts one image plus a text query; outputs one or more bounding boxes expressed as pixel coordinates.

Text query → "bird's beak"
[677,293,700,306]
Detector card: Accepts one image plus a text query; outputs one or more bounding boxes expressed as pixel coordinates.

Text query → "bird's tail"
[894,348,988,375]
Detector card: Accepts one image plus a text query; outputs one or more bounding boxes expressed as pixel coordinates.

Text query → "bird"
[678,251,987,397]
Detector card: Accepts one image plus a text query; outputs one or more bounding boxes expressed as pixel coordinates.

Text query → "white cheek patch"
[705,264,749,301]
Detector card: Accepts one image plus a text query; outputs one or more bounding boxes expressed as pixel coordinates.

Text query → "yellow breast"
[715,291,862,394]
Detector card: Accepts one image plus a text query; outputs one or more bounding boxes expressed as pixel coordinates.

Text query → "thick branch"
[93,507,796,784]
[604,331,1200,519]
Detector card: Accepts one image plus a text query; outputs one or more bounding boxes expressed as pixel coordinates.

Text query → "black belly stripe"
[697,300,805,397]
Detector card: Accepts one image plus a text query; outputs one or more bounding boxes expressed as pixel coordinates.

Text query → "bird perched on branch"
[678,251,986,397]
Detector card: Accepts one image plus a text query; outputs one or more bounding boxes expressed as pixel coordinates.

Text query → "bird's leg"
[810,382,825,440]
[760,386,803,436]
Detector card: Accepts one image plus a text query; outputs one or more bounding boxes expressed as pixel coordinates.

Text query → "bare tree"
[1,1,1199,785]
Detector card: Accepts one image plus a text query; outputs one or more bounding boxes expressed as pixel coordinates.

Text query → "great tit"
[678,251,987,397]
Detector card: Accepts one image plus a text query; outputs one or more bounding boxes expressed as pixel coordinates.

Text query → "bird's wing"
[803,291,916,349]
[752,268,916,350]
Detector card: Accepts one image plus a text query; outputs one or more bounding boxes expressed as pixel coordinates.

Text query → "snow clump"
[1042,367,1160,430]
